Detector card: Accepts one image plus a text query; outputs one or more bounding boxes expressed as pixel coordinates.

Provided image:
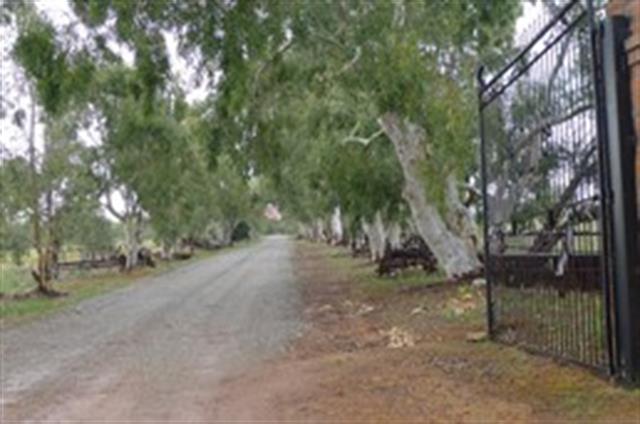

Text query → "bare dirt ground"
[2,236,302,421]
[214,242,640,422]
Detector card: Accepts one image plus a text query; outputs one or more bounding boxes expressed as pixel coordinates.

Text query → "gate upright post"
[601,16,640,384]
[477,67,494,338]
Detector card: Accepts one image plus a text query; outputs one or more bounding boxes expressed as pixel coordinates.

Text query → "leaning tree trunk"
[379,112,481,278]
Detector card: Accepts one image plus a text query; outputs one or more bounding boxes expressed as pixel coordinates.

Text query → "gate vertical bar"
[601,15,640,384]
[476,67,494,337]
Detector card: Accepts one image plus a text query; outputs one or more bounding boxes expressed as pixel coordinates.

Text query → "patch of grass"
[0,241,257,326]
[0,265,35,294]
[359,268,446,297]
[1,270,139,324]
[309,242,446,297]
[441,285,486,324]
[511,354,640,420]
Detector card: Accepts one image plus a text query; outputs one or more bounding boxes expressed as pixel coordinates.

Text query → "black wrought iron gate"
[477,0,627,376]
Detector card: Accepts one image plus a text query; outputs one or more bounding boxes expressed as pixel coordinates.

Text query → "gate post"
[601,16,640,384]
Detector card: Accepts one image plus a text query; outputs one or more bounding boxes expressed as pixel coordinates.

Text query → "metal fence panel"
[478,0,613,372]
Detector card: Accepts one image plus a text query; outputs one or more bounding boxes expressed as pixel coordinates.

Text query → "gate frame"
[600,15,640,385]
[477,0,640,384]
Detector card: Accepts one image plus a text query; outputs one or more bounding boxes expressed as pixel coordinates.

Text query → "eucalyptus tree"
[64,0,521,277]
[291,1,519,276]
[220,1,520,275]
[5,3,176,275]
[2,4,97,294]
[207,154,253,245]
[243,64,406,254]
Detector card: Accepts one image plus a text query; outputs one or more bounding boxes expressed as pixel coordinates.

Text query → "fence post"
[601,16,640,384]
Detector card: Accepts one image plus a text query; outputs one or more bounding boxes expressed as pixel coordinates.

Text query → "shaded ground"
[214,242,640,422]
[2,236,301,421]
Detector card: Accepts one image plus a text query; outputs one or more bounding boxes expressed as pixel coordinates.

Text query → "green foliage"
[0,220,31,265]
[0,157,33,265]
[63,209,117,255]
[0,156,32,214]
[206,0,521,224]
[210,154,252,231]
[13,17,94,115]
[4,0,523,260]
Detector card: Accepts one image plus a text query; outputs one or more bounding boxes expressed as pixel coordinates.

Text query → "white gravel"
[1,235,302,420]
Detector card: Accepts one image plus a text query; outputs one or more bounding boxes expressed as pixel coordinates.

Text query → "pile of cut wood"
[377,235,437,276]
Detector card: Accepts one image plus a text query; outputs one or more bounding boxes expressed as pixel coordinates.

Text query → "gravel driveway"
[1,235,302,421]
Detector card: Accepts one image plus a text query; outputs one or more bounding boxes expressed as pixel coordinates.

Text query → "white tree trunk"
[297,222,313,240]
[361,220,375,261]
[330,206,344,244]
[124,214,141,269]
[162,242,173,260]
[223,220,235,245]
[387,222,402,249]
[312,218,327,242]
[362,211,387,261]
[211,221,233,246]
[445,174,481,250]
[379,112,481,278]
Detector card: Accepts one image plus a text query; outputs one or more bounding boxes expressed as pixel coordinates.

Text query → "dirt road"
[2,236,302,421]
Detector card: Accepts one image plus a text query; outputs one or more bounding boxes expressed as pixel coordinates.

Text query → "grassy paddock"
[0,240,257,325]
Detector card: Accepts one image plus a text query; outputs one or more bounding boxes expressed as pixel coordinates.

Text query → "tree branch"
[530,144,597,252]
[335,46,361,76]
[545,28,574,101]
[250,38,294,98]
[513,102,592,155]
[342,128,384,146]
[103,189,124,221]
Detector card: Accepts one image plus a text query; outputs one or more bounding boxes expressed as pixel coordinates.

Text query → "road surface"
[1,236,302,421]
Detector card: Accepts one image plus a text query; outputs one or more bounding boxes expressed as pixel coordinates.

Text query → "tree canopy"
[1,0,523,282]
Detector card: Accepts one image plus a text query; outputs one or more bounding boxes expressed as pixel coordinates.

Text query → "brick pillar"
[607,0,639,217]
